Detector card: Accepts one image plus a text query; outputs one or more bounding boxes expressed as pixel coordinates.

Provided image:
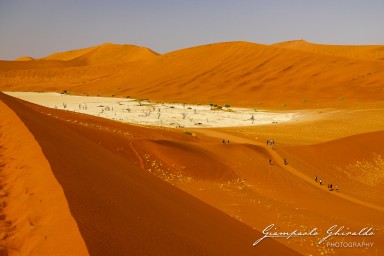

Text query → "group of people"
[268,158,288,165]
[222,139,230,144]
[264,141,341,194]
[265,138,340,194]
[314,176,339,192]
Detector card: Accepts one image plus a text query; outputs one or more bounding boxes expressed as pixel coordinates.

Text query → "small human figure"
[227,140,230,143]
[267,140,269,145]
[314,176,317,182]
[284,159,287,165]
[319,179,322,185]
[329,184,333,191]
[269,159,272,165]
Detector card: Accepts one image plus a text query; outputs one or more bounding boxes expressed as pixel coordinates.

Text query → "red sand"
[0,93,301,255]
[1,40,384,255]
[0,97,88,255]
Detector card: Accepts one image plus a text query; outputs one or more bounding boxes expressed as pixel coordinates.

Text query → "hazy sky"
[0,0,383,60]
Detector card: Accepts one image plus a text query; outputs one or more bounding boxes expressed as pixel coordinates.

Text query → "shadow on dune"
[0,92,301,256]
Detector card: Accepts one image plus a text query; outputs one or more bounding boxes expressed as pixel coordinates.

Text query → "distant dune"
[42,45,100,61]
[15,56,35,61]
[44,43,159,65]
[1,40,383,108]
[274,40,384,61]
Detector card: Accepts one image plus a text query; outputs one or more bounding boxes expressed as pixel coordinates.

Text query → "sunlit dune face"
[1,40,383,256]
[1,41,383,109]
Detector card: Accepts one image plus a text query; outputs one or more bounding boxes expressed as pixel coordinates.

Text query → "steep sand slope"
[103,125,384,256]
[0,99,88,255]
[275,40,384,61]
[42,45,99,61]
[178,129,384,256]
[0,93,301,256]
[280,131,384,206]
[9,94,383,255]
[134,139,238,180]
[1,41,383,108]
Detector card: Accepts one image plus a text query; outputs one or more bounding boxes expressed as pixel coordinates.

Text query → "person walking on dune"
[319,179,322,186]
[269,140,275,150]
[284,159,287,165]
[269,159,272,165]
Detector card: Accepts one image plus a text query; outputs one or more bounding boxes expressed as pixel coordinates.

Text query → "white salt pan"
[4,92,300,128]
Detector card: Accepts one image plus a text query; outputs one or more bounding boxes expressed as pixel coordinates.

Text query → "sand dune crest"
[0,98,88,255]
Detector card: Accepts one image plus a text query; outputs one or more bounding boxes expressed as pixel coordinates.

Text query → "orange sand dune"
[0,58,80,72]
[1,41,384,108]
[0,43,159,93]
[275,40,384,61]
[0,98,88,255]
[44,43,159,65]
[134,139,237,181]
[0,93,302,255]
[0,63,119,93]
[177,129,384,256]
[15,56,35,61]
[80,41,384,107]
[9,94,383,255]
[42,45,100,61]
[280,131,384,207]
[87,122,384,255]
